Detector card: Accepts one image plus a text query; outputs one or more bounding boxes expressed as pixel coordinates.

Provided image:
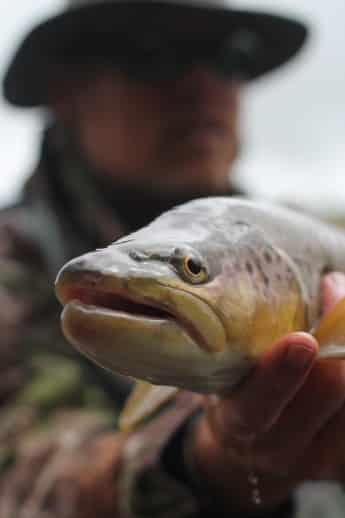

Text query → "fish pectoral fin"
[312,297,345,359]
[118,380,180,432]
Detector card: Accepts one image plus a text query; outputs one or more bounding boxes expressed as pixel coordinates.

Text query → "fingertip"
[282,332,319,352]
[321,272,345,314]
[285,337,318,371]
[322,271,345,289]
[262,332,318,368]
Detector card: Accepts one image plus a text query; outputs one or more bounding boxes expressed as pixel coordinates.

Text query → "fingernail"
[327,272,345,290]
[286,343,316,370]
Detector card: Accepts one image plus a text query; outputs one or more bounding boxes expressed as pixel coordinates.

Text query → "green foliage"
[15,355,115,416]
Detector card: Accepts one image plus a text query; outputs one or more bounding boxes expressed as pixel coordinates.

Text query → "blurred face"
[55,65,241,193]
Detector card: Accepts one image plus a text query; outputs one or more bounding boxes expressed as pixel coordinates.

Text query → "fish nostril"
[129,250,150,262]
[55,266,105,306]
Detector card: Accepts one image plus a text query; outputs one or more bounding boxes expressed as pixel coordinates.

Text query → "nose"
[171,64,241,108]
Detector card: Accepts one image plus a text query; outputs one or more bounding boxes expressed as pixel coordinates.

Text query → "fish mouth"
[61,284,173,321]
[56,271,224,354]
[60,286,205,347]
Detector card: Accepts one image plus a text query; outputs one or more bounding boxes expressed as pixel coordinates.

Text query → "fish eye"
[181,255,208,284]
[185,257,202,275]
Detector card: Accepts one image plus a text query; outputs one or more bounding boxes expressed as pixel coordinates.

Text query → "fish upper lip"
[57,277,211,350]
[60,284,176,321]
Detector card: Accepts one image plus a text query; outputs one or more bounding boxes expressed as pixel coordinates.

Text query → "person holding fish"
[1,0,345,517]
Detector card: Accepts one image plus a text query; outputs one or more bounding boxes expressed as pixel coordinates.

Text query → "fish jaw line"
[60,300,203,388]
[61,301,249,393]
[56,271,226,354]
[154,280,227,353]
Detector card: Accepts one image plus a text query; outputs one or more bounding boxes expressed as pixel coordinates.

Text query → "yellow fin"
[118,380,179,433]
[313,297,345,359]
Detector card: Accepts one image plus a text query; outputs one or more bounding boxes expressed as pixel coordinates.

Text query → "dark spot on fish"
[263,274,270,286]
[264,251,272,263]
[276,273,282,281]
[234,221,250,229]
[246,261,253,274]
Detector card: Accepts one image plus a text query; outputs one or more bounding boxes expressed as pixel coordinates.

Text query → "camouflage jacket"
[0,125,345,518]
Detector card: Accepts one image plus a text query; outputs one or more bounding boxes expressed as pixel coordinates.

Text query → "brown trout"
[55,198,345,430]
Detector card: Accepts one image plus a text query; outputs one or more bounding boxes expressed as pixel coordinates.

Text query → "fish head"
[55,200,307,393]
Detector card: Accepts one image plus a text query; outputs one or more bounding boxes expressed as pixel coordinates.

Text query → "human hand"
[192,272,345,513]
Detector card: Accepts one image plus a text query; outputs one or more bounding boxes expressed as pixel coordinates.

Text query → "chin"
[162,157,231,193]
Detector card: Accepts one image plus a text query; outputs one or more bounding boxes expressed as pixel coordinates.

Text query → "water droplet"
[248,473,259,485]
[253,493,262,506]
[247,446,263,507]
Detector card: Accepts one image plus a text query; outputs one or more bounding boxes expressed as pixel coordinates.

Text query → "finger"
[255,359,345,474]
[321,272,345,314]
[206,332,317,446]
[299,402,345,481]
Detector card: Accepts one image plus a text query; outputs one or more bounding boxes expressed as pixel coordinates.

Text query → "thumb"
[321,272,345,315]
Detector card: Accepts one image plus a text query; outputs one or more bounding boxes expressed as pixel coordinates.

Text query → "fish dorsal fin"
[118,380,180,432]
[313,297,345,359]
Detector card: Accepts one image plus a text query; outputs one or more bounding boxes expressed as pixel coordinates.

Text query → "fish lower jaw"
[118,354,253,394]
[60,301,251,394]
[61,295,214,354]
[60,299,202,364]
[141,367,252,394]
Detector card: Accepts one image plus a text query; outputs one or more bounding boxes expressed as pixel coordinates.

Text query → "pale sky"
[0,1,344,214]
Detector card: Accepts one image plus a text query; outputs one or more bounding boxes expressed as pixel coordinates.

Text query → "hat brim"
[3,1,308,107]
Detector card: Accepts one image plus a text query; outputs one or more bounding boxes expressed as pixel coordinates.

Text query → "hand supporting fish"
[55,198,345,431]
[192,273,345,512]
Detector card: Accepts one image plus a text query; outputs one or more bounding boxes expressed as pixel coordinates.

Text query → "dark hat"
[3,0,308,107]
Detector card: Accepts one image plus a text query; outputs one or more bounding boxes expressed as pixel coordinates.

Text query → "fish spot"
[246,261,254,274]
[264,251,272,263]
[263,274,270,287]
[234,221,250,230]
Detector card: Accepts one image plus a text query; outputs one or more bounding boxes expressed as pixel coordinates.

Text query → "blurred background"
[0,0,344,216]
